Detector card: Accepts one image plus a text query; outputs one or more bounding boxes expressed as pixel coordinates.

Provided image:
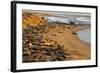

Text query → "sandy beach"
[39,24,90,60]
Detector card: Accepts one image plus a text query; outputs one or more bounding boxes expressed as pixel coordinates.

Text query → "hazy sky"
[23,10,91,18]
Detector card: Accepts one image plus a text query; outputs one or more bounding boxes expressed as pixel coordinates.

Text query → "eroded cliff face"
[22,12,48,28]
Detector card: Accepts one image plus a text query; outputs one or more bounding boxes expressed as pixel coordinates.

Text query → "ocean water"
[44,16,90,25]
[77,29,91,43]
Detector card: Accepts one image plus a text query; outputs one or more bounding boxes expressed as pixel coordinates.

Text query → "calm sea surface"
[77,29,91,43]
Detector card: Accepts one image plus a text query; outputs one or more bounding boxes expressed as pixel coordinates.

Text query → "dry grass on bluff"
[22,12,48,28]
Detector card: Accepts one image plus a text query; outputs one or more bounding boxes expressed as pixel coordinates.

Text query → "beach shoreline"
[22,12,91,62]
